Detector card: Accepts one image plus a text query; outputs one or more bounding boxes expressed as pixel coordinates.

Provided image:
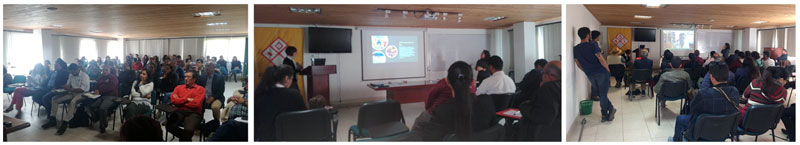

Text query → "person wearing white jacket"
[124,71,154,120]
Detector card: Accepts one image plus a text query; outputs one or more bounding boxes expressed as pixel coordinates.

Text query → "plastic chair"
[684,112,740,141]
[656,81,688,126]
[489,94,514,112]
[275,108,336,141]
[443,124,505,141]
[736,104,784,142]
[629,69,653,101]
[348,100,408,141]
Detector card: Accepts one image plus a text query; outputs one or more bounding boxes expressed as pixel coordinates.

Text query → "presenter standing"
[283,46,300,90]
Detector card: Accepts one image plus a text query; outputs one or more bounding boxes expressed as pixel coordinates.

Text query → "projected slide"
[662,30,695,49]
[370,35,418,64]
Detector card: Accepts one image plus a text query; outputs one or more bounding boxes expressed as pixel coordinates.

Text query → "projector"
[422,11,439,20]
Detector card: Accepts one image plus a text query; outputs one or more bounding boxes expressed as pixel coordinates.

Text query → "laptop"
[313,58,326,66]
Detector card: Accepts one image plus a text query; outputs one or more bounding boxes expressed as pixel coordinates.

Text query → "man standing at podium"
[283,46,300,90]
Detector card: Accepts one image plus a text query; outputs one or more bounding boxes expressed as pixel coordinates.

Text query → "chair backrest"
[685,68,701,81]
[275,108,334,141]
[13,75,26,84]
[741,104,784,133]
[444,124,505,141]
[356,100,405,130]
[660,81,688,98]
[488,94,513,112]
[631,69,653,82]
[691,112,740,141]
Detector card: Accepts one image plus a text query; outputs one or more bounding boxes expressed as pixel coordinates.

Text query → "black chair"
[684,112,740,141]
[275,108,336,141]
[629,69,653,101]
[656,81,688,126]
[684,68,702,88]
[736,104,784,142]
[348,100,409,141]
[488,94,513,112]
[443,124,505,141]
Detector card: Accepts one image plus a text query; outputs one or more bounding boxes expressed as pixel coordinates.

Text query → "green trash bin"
[580,99,593,115]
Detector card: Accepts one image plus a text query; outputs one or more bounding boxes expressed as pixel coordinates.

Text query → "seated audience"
[633,49,653,69]
[210,119,248,141]
[35,59,70,117]
[120,116,163,141]
[418,61,496,141]
[517,59,548,104]
[671,62,739,141]
[159,64,179,104]
[5,64,47,117]
[607,49,625,88]
[88,65,119,133]
[119,61,137,98]
[255,65,306,141]
[166,70,206,141]
[660,50,674,71]
[221,81,247,122]
[739,67,789,124]
[762,50,776,68]
[231,56,242,81]
[125,71,154,120]
[734,57,761,94]
[517,61,561,141]
[654,56,691,105]
[199,62,226,123]
[476,56,515,95]
[42,63,90,135]
[703,51,720,67]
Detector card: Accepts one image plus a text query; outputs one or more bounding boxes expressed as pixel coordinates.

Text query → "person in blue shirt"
[573,27,616,122]
[634,49,653,69]
[672,61,739,141]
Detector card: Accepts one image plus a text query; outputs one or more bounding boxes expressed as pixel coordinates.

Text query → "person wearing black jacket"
[255,65,306,141]
[118,62,137,98]
[475,59,491,87]
[516,61,561,141]
[198,62,226,122]
[514,59,547,107]
[231,56,243,82]
[282,46,301,90]
[159,64,179,104]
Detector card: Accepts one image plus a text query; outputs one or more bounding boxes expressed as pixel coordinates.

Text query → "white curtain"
[203,37,246,67]
[3,31,43,75]
[758,29,776,49]
[787,28,796,56]
[79,38,99,61]
[106,40,123,60]
[537,22,561,61]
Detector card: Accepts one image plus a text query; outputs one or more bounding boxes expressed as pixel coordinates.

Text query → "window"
[204,37,246,66]
[107,40,123,60]
[4,31,43,75]
[536,22,562,61]
[79,38,98,61]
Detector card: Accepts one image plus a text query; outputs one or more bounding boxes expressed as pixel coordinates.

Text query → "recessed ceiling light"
[644,4,665,8]
[214,28,231,31]
[116,34,125,36]
[47,7,58,11]
[207,22,228,26]
[634,15,652,19]
[630,22,643,24]
[193,11,221,17]
[753,21,769,24]
[50,24,63,28]
[483,16,507,21]
[707,18,715,22]
[726,25,736,28]
[289,7,321,14]
[90,30,102,33]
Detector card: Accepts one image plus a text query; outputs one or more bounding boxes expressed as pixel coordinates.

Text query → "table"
[4,115,30,141]
[368,80,437,104]
[155,104,178,113]
[496,108,522,120]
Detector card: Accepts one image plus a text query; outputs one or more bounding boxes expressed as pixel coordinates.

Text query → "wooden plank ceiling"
[3,4,248,38]
[584,4,795,29]
[255,4,562,29]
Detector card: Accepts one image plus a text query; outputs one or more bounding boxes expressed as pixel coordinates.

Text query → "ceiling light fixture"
[385,10,391,18]
[207,22,228,26]
[707,18,715,22]
[402,11,408,19]
[193,11,221,17]
[442,13,448,21]
[50,24,63,28]
[634,15,653,19]
[644,4,665,8]
[289,7,321,14]
[483,16,507,21]
[753,21,769,24]
[726,25,736,28]
[376,8,463,22]
[116,34,124,36]
[47,7,58,11]
[630,22,643,24]
[458,13,463,23]
[90,30,102,33]
[214,28,231,31]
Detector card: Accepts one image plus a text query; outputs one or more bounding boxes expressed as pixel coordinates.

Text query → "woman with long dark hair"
[739,67,790,124]
[125,70,154,120]
[734,57,761,93]
[255,65,306,141]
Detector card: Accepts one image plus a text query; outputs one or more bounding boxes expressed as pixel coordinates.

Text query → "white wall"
[124,38,206,59]
[565,4,600,132]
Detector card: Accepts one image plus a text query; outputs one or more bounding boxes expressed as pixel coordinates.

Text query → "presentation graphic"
[370,35,418,64]
[662,30,695,49]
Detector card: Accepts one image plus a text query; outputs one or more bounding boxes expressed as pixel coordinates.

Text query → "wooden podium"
[300,65,337,105]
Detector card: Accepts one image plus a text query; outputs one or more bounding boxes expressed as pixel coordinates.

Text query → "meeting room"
[565,4,796,142]
[2,4,249,141]
[254,4,562,141]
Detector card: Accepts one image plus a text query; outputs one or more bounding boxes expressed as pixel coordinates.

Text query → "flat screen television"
[308,27,352,53]
[634,28,657,42]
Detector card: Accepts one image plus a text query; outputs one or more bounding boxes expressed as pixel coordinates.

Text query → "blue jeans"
[673,115,691,141]
[161,92,172,104]
[588,72,613,116]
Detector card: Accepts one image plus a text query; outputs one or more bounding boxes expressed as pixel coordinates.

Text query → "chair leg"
[772,129,776,142]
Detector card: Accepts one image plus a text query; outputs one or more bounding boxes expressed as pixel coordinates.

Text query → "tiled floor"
[566,79,795,142]
[3,81,246,142]
[333,102,425,141]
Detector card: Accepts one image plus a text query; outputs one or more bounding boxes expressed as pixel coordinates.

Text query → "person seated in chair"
[42,63,90,135]
[671,62,739,141]
[88,65,119,133]
[124,70,154,120]
[654,56,691,104]
[120,115,163,141]
[517,59,548,102]
[630,49,653,95]
[36,59,70,117]
[255,65,306,141]
[5,64,47,117]
[517,61,562,141]
[159,64,179,104]
[166,70,206,142]
[476,56,515,95]
[230,56,242,82]
[739,67,789,125]
[199,62,226,124]
[418,61,496,141]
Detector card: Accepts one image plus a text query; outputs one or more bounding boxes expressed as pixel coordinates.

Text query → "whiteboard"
[427,34,488,72]
[695,29,732,57]
[361,29,426,80]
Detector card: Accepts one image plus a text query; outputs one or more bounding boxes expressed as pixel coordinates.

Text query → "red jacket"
[132,62,143,71]
[171,84,206,113]
[424,78,476,113]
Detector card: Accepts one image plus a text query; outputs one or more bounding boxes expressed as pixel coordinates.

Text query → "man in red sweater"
[167,70,206,141]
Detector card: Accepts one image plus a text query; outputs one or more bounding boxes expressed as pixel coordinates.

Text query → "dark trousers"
[124,103,151,120]
[166,109,201,141]
[36,91,66,116]
[91,96,119,130]
[673,115,691,141]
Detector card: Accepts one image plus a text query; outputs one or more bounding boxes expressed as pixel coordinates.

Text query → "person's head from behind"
[710,51,719,59]
[480,50,491,59]
[68,63,80,76]
[724,43,730,50]
[578,27,591,41]
[487,56,503,73]
[262,65,294,90]
[639,49,649,59]
[707,61,730,85]
[663,50,673,61]
[625,49,632,55]
[639,45,645,49]
[120,116,163,141]
[688,53,697,61]
[763,50,771,59]
[591,30,601,42]
[184,70,197,86]
[534,59,548,69]
[763,67,790,90]
[446,61,475,139]
[285,46,297,57]
[475,59,489,71]
[669,56,682,69]
[752,52,761,60]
